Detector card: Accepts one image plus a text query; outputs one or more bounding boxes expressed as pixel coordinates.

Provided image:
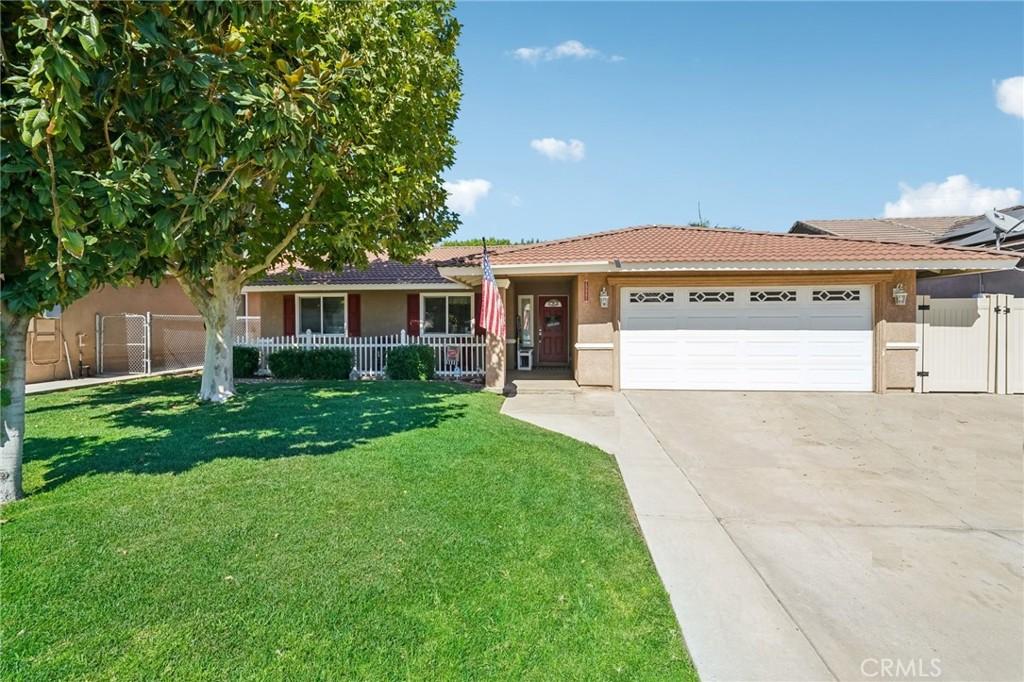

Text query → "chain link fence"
[98,314,260,375]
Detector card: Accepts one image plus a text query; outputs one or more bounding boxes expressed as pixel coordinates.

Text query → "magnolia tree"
[1,1,165,502]
[112,1,461,401]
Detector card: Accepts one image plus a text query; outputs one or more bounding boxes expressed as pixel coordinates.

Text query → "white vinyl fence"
[240,330,487,379]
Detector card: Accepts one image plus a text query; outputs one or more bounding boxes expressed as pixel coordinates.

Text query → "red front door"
[537,296,568,365]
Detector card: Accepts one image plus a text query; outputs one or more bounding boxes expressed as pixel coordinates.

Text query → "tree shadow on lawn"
[25,377,471,494]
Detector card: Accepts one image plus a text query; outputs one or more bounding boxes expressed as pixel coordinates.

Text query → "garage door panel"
[620,285,873,392]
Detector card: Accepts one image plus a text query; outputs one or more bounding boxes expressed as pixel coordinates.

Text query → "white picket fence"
[238,330,487,379]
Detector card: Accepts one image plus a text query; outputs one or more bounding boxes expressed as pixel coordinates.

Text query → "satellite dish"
[984,208,1024,248]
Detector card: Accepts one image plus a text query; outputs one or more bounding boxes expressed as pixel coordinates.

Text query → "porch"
[505,276,575,373]
[500,273,615,390]
[506,367,580,394]
[242,330,487,379]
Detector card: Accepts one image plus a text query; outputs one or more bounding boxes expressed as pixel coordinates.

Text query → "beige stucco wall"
[27,278,197,383]
[255,292,284,336]
[361,291,411,336]
[573,273,614,387]
[878,270,918,391]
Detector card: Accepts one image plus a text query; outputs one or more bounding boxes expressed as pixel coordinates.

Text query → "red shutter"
[474,292,485,337]
[283,294,295,336]
[406,293,420,336]
[347,294,361,337]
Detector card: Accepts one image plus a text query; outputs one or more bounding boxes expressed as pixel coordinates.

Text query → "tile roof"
[790,216,970,244]
[250,244,527,287]
[252,257,452,286]
[445,225,1012,266]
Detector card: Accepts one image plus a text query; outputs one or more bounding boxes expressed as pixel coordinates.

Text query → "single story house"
[790,207,1024,297]
[241,225,1017,394]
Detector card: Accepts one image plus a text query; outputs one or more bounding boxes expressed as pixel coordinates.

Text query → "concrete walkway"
[501,390,834,681]
[26,367,199,395]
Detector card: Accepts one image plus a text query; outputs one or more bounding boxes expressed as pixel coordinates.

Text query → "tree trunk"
[179,264,241,403]
[1,309,30,504]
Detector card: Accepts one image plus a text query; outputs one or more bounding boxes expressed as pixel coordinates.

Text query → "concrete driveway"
[502,390,1024,682]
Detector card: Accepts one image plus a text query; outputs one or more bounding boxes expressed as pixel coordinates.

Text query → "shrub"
[233,346,261,378]
[386,345,436,380]
[267,348,354,380]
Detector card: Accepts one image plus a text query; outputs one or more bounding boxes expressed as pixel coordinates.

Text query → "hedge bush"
[233,346,261,378]
[386,345,435,380]
[267,348,354,380]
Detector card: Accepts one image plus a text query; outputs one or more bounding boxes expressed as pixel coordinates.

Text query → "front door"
[538,296,568,365]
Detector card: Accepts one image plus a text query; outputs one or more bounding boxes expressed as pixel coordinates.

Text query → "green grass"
[1,377,694,681]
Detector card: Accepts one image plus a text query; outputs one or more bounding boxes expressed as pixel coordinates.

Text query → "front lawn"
[1,378,694,680]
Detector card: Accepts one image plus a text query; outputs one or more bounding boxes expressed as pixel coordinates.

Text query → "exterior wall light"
[892,283,908,306]
[599,286,610,308]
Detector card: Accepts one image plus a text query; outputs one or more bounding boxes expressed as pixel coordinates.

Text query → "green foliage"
[440,237,542,246]
[267,347,354,380]
[232,346,260,379]
[1,1,166,317]
[62,0,463,306]
[441,237,513,246]
[386,344,436,380]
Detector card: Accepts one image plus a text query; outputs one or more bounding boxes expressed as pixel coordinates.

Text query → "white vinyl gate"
[916,294,1021,394]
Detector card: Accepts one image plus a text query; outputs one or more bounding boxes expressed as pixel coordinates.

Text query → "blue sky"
[443,1,1024,241]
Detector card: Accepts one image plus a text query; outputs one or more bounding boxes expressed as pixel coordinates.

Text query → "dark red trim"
[347,293,361,337]
[406,293,420,336]
[283,294,295,336]
[474,291,484,337]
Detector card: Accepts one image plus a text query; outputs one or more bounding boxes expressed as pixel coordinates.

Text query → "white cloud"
[882,175,1021,218]
[512,40,619,64]
[530,137,586,162]
[995,76,1024,118]
[550,40,598,60]
[444,179,492,215]
[512,47,545,63]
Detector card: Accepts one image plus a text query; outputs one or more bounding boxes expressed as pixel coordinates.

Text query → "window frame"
[295,293,348,336]
[420,292,476,336]
[517,294,535,347]
[236,293,250,318]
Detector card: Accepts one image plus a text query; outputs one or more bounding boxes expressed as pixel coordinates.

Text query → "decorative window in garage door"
[750,290,797,303]
[812,289,861,302]
[629,291,675,304]
[689,291,735,303]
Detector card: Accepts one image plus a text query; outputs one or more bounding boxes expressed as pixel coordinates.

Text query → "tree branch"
[43,134,63,276]
[240,184,325,281]
[103,83,122,164]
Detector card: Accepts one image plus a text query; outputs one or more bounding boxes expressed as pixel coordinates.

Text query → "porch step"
[507,377,581,395]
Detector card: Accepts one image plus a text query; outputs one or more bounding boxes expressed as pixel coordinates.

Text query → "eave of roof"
[441,224,1014,270]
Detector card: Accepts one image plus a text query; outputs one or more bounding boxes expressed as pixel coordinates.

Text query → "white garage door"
[620,285,873,391]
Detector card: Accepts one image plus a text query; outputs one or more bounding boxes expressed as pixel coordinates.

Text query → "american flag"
[479,247,506,339]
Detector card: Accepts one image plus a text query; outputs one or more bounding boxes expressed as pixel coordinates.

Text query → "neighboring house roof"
[935,205,1024,250]
[441,225,1013,267]
[790,216,967,245]
[791,207,1024,251]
